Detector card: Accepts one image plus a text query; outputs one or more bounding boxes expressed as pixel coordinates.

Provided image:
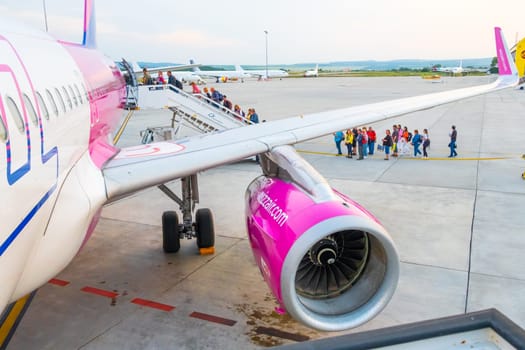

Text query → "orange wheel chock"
[199,247,215,255]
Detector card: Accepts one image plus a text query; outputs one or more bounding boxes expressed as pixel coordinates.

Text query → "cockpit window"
[5,96,25,134]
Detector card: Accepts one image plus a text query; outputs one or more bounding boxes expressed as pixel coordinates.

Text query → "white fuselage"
[0,18,123,312]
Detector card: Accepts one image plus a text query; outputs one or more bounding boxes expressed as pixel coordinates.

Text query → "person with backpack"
[333,130,344,156]
[211,87,223,108]
[382,129,393,160]
[167,71,183,93]
[222,95,233,110]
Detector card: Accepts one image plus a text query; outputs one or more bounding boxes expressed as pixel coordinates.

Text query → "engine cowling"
[245,175,399,331]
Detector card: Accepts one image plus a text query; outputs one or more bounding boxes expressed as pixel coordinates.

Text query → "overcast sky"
[1,0,523,65]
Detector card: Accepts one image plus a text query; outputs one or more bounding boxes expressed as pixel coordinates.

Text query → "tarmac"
[8,76,525,349]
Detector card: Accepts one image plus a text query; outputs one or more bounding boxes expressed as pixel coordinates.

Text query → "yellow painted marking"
[297,150,344,157]
[296,150,515,161]
[0,294,31,346]
[408,157,510,161]
[112,109,134,145]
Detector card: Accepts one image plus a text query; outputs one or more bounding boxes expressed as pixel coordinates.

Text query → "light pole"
[264,30,268,79]
[43,0,49,32]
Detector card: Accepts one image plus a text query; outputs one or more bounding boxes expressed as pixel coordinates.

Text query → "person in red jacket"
[367,126,377,156]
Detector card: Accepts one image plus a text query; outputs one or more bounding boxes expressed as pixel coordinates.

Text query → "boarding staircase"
[134,84,249,141]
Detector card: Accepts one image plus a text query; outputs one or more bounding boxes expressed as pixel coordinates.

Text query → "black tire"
[162,211,180,253]
[195,208,215,248]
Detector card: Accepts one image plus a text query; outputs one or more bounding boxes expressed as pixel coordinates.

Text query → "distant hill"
[136,58,492,72]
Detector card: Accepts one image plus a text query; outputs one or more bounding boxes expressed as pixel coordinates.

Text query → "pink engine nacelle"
[245,175,400,331]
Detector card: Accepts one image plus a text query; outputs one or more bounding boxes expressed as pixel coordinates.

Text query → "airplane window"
[46,89,59,116]
[55,88,66,113]
[61,87,72,110]
[36,92,50,120]
[5,96,25,134]
[68,85,78,107]
[81,84,88,101]
[74,84,83,104]
[0,112,7,143]
[23,94,39,127]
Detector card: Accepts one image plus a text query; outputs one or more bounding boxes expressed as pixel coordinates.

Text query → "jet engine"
[245,146,399,331]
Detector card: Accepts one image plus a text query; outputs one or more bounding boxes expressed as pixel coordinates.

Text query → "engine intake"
[296,230,369,299]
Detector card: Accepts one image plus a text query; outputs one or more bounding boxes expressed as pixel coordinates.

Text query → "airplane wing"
[133,63,201,74]
[102,27,518,202]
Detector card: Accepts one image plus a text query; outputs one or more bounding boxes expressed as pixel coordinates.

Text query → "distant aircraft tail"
[82,0,96,47]
[190,59,201,73]
[235,64,244,72]
[494,27,518,78]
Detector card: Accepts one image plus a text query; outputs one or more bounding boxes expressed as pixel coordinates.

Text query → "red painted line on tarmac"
[131,298,175,312]
[48,278,70,286]
[190,311,237,326]
[80,286,119,298]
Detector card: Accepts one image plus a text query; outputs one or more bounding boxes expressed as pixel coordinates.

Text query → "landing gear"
[195,208,214,249]
[159,174,215,254]
[162,211,180,253]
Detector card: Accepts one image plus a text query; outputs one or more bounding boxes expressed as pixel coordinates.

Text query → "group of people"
[141,67,261,125]
[333,126,378,160]
[201,86,260,124]
[386,124,431,159]
[141,68,185,91]
[334,124,459,160]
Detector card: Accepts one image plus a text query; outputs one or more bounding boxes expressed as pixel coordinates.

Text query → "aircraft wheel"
[195,208,215,248]
[162,211,180,253]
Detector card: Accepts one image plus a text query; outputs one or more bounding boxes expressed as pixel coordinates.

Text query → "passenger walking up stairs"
[133,82,249,142]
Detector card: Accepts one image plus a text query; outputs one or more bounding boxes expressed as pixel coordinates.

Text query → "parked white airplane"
[236,65,289,79]
[434,60,468,75]
[190,60,251,82]
[0,0,518,342]
[304,64,319,77]
[128,61,205,85]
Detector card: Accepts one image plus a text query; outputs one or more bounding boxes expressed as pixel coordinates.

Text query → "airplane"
[190,60,251,83]
[127,61,205,85]
[304,64,319,77]
[235,65,289,79]
[0,0,518,343]
[433,60,472,75]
